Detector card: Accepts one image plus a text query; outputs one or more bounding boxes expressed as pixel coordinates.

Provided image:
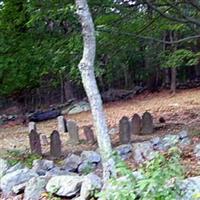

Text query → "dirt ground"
[0,88,200,156]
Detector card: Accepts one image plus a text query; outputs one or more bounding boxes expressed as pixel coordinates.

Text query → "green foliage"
[4,149,41,168]
[161,49,199,68]
[98,148,184,200]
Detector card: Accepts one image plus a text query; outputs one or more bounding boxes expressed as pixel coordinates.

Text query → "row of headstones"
[119,111,153,144]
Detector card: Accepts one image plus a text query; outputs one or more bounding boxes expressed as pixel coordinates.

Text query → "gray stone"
[67,120,79,144]
[178,130,188,139]
[162,134,179,150]
[12,182,26,194]
[179,176,200,200]
[131,114,141,135]
[50,130,61,158]
[108,127,119,135]
[68,101,90,115]
[132,171,144,180]
[132,141,155,164]
[29,130,42,155]
[194,144,200,159]
[115,144,132,160]
[119,116,131,144]
[78,161,96,174]
[0,168,38,197]
[24,177,47,200]
[32,159,54,175]
[141,112,153,134]
[57,116,67,133]
[6,162,24,174]
[28,122,36,133]
[64,154,82,172]
[150,137,165,151]
[46,175,83,197]
[79,173,102,199]
[81,151,101,163]
[0,158,9,179]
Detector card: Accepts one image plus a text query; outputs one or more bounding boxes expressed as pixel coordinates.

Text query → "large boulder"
[64,154,82,172]
[115,144,132,160]
[0,168,38,197]
[0,158,9,179]
[78,173,102,200]
[46,175,83,197]
[6,163,24,174]
[161,134,179,150]
[179,176,200,200]
[81,151,101,164]
[132,141,155,164]
[24,177,47,200]
[61,101,90,115]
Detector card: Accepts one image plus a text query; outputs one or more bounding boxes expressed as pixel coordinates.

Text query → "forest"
[0,0,200,200]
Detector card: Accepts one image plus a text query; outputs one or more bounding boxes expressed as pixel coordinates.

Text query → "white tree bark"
[75,0,115,181]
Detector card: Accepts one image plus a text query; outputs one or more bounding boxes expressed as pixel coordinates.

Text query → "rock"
[179,176,200,200]
[141,112,153,134]
[24,177,46,200]
[79,173,102,199]
[40,134,49,146]
[29,130,42,155]
[83,126,95,144]
[78,161,96,174]
[12,182,26,194]
[108,127,118,135]
[62,101,90,115]
[6,162,24,174]
[115,144,132,160]
[46,175,83,197]
[64,154,82,172]
[161,134,179,150]
[194,144,200,159]
[57,116,67,133]
[32,159,54,175]
[131,114,142,135]
[0,158,10,179]
[0,168,38,197]
[132,171,144,180]
[50,130,62,158]
[132,141,155,164]
[150,137,165,151]
[81,151,101,163]
[28,122,36,133]
[178,130,188,139]
[45,166,70,177]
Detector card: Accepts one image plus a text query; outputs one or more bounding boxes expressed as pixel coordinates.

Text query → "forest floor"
[0,88,200,177]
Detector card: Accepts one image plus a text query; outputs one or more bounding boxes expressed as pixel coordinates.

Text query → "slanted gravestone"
[83,126,95,144]
[67,120,79,144]
[131,114,141,135]
[29,130,42,155]
[28,122,36,133]
[57,116,67,133]
[119,116,131,144]
[141,111,153,134]
[50,130,61,158]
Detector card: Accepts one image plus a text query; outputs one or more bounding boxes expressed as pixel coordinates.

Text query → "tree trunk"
[75,0,115,182]
[170,67,177,94]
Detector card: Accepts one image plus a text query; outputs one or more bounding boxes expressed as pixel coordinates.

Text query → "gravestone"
[141,111,153,134]
[50,130,61,158]
[57,116,67,133]
[83,126,95,144]
[131,114,141,135]
[40,134,49,146]
[29,130,42,155]
[119,116,131,144]
[28,122,36,133]
[67,120,79,144]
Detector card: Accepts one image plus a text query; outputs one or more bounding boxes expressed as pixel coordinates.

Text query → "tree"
[75,0,116,182]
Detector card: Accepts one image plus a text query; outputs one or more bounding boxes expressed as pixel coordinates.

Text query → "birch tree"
[75,0,116,181]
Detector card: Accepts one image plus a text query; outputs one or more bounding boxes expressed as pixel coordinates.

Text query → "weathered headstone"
[141,111,153,134]
[83,126,95,144]
[40,134,49,146]
[131,114,141,135]
[119,116,131,144]
[29,130,42,155]
[67,120,79,144]
[57,116,67,133]
[28,122,36,133]
[50,130,61,158]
